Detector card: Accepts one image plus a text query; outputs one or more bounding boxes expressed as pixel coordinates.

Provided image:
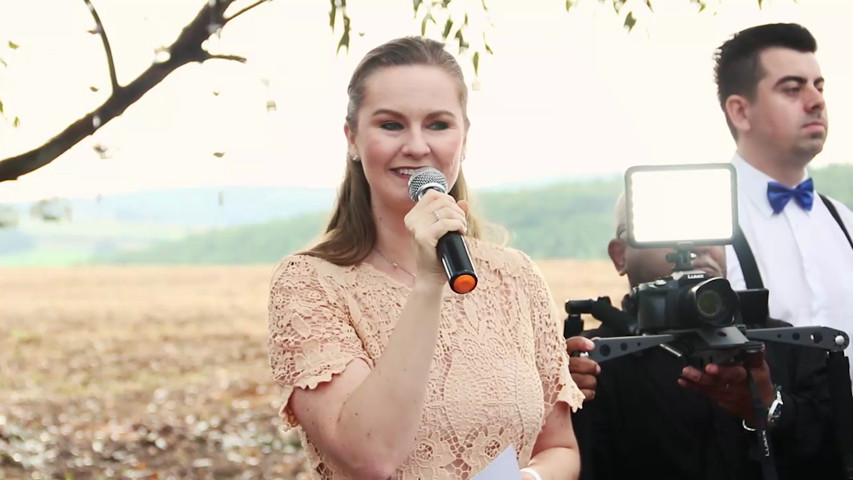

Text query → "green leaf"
[329,0,336,29]
[413,0,423,12]
[473,51,480,75]
[13,116,19,127]
[337,15,351,53]
[565,0,575,12]
[758,0,763,7]
[454,29,468,50]
[0,58,6,68]
[8,41,18,50]
[690,0,708,12]
[645,0,654,12]
[0,97,4,114]
[484,39,493,55]
[624,11,636,31]
[442,18,453,39]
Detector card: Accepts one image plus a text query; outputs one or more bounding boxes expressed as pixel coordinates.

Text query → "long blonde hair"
[304,37,482,265]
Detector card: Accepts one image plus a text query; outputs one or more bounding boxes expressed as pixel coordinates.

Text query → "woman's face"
[345,64,467,216]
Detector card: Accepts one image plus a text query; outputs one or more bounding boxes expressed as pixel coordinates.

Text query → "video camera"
[564,163,853,479]
[564,163,849,367]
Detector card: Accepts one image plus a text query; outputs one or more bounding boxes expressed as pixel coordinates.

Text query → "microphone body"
[408,168,478,294]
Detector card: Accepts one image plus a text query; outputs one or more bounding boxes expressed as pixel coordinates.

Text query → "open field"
[0,261,626,479]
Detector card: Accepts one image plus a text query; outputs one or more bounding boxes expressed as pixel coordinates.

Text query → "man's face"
[744,47,828,166]
[615,242,727,288]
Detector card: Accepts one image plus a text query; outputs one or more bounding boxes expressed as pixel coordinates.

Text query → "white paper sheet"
[471,444,521,480]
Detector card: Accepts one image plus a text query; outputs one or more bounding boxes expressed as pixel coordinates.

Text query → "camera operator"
[568,193,839,480]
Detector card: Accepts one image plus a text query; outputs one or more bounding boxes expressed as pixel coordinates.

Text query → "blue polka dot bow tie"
[767,178,814,214]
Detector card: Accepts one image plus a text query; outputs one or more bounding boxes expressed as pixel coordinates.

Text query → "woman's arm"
[522,401,581,480]
[289,281,444,479]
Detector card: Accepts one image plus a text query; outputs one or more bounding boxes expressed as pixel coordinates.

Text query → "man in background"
[713,23,853,381]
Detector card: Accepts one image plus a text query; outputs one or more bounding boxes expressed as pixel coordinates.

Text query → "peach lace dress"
[268,238,584,479]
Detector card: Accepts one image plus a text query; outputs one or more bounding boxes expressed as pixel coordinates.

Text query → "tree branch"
[225,0,269,25]
[83,0,119,92]
[0,0,269,183]
[206,53,247,63]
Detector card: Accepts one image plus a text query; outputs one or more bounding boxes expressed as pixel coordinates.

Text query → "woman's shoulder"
[467,237,537,274]
[270,253,349,289]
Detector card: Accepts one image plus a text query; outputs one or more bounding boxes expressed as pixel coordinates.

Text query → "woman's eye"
[381,122,403,131]
[428,121,449,130]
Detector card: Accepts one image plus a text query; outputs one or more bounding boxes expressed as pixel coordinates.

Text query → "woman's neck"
[372,204,416,273]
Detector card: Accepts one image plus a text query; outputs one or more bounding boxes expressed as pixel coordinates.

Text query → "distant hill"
[5,163,852,266]
[0,185,335,266]
[92,176,624,264]
[9,185,336,227]
[92,212,329,265]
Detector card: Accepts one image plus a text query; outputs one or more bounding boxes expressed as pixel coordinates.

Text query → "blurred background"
[1,0,851,478]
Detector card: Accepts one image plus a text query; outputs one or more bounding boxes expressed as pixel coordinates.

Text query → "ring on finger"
[433,210,441,222]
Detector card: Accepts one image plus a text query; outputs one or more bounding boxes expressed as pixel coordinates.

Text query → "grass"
[0,260,624,478]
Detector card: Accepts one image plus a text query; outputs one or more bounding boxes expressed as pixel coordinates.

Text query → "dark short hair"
[713,23,817,138]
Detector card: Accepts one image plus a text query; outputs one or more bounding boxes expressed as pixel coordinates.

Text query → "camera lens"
[682,277,738,328]
[696,289,723,318]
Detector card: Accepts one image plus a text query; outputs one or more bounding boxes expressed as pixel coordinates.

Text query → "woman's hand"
[404,189,469,283]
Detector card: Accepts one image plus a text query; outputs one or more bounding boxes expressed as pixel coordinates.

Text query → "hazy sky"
[1,0,851,202]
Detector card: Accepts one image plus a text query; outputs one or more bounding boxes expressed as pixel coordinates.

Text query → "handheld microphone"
[408,167,478,294]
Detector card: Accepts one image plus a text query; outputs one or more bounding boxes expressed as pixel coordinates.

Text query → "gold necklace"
[375,248,416,280]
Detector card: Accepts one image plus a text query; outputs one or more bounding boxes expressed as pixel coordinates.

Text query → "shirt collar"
[731,152,812,218]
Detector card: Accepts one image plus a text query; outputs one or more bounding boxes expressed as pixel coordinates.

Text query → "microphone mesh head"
[408,167,448,201]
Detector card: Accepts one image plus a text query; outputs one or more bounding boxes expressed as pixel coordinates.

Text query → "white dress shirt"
[725,153,853,380]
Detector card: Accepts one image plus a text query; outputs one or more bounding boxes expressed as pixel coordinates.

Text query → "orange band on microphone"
[452,275,477,294]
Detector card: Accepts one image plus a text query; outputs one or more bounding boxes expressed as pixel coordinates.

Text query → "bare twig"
[207,54,248,63]
[83,0,119,92]
[225,0,269,25]
[0,0,267,182]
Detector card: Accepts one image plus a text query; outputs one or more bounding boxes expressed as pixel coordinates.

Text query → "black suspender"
[821,194,853,251]
[732,225,765,289]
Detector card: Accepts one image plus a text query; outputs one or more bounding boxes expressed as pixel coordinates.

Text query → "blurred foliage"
[811,163,853,207]
[93,212,329,265]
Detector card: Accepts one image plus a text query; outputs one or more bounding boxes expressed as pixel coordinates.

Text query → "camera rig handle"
[744,327,850,352]
[579,333,676,363]
[578,326,850,364]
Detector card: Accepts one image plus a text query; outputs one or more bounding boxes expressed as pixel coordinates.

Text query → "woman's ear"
[344,124,359,160]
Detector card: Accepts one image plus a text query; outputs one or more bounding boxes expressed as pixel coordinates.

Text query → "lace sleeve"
[267,255,373,428]
[524,255,586,416]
